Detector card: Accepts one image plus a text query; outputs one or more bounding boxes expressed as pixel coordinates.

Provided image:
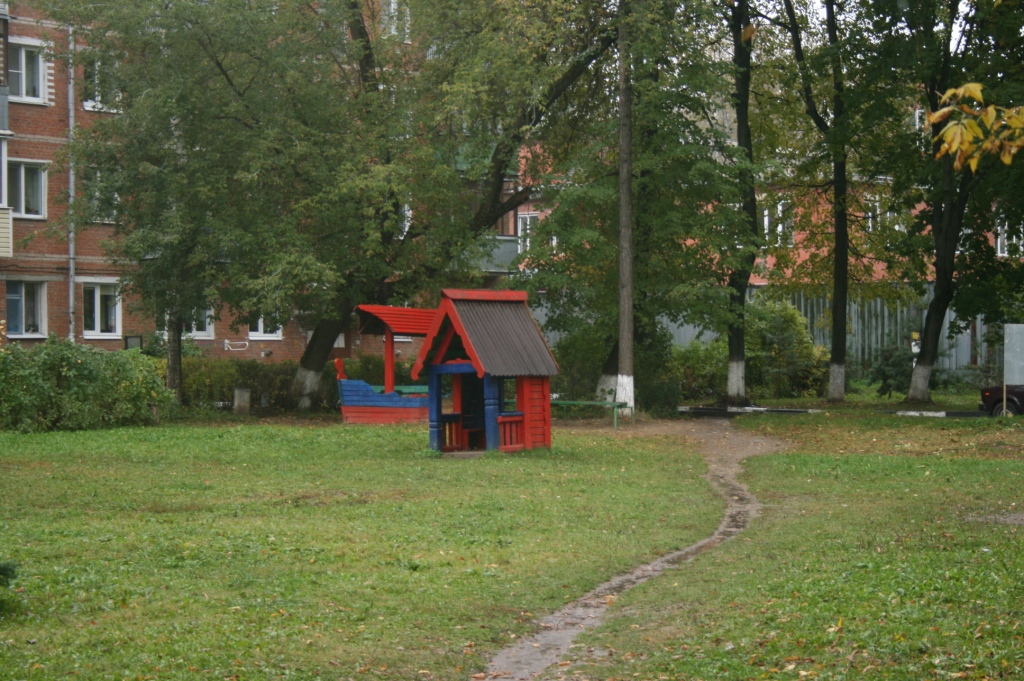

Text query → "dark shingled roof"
[451,299,558,377]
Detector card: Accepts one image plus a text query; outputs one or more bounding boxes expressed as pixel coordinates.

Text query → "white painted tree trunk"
[907,362,932,402]
[615,374,635,411]
[727,360,745,401]
[827,363,845,402]
[595,374,618,402]
[294,366,323,411]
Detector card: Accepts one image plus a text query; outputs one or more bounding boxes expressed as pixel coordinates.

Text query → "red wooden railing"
[498,412,524,452]
[440,414,462,452]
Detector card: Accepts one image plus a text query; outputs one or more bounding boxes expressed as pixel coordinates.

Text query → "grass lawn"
[549,412,1024,680]
[0,421,721,680]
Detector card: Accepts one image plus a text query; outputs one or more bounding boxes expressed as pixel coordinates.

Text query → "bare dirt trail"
[481,418,785,680]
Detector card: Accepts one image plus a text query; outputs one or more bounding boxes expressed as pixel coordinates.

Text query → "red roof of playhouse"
[355,305,437,336]
[411,290,559,380]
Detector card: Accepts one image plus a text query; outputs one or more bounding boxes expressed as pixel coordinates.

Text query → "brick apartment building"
[0,2,342,363]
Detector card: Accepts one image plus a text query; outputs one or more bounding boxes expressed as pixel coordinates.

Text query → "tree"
[870,0,1024,401]
[48,0,619,408]
[617,0,636,411]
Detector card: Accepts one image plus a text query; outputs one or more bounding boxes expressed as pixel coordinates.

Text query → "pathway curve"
[482,418,785,680]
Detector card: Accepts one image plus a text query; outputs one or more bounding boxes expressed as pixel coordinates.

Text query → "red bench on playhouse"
[410,290,559,453]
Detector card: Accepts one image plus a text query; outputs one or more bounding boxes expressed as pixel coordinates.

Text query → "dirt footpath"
[482,418,785,680]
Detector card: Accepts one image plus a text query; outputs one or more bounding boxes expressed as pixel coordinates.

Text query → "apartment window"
[382,0,409,41]
[996,223,1022,257]
[188,310,215,339]
[6,281,44,336]
[83,282,120,337]
[763,202,793,247]
[248,317,283,340]
[9,43,44,102]
[517,213,539,253]
[8,162,47,217]
[83,59,120,112]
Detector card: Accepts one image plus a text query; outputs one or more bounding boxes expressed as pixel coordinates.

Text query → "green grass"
[0,422,720,680]
[547,414,1024,680]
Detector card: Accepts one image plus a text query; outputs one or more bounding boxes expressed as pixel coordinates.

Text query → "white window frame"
[9,39,47,105]
[763,202,793,248]
[81,278,122,339]
[8,159,48,219]
[996,223,1022,257]
[82,58,121,113]
[186,309,215,339]
[5,280,46,338]
[248,317,283,340]
[517,212,539,254]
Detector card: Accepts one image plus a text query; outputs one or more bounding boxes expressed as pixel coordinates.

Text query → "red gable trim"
[410,298,487,380]
[442,289,528,302]
[355,305,436,336]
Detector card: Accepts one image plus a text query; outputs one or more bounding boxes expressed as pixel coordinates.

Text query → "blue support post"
[428,369,442,451]
[483,373,500,451]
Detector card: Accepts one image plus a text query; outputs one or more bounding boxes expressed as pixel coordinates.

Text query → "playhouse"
[410,290,558,452]
[334,304,435,424]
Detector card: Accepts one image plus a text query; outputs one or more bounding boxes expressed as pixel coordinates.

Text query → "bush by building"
[0,336,171,432]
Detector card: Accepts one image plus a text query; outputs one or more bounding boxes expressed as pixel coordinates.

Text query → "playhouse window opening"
[501,377,518,412]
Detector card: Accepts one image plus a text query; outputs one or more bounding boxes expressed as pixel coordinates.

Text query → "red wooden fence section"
[498,412,524,452]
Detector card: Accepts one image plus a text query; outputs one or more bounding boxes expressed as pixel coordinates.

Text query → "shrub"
[670,338,728,401]
[745,299,829,399]
[343,355,426,387]
[868,342,917,396]
[666,300,827,403]
[0,336,171,432]
[550,322,683,414]
[179,358,341,412]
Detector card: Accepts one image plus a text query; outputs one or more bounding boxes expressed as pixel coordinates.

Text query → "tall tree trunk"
[294,317,350,411]
[907,157,971,402]
[616,0,635,411]
[727,0,758,405]
[824,0,848,402]
[829,154,849,401]
[166,310,184,405]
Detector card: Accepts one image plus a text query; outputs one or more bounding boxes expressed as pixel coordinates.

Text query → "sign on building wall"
[1005,324,1024,384]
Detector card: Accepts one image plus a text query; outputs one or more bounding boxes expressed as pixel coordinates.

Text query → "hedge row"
[0,336,171,433]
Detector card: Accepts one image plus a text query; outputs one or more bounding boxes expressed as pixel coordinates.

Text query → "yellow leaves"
[931,84,1024,171]
[941,83,984,105]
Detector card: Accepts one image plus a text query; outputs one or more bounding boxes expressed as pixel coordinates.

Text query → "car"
[979,385,1024,416]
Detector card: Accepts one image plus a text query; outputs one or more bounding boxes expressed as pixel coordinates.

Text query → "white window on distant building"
[186,309,215,339]
[9,41,46,103]
[763,202,793,247]
[248,317,283,340]
[8,161,47,218]
[996,223,1022,257]
[82,281,120,337]
[382,0,409,41]
[5,281,45,337]
[517,212,539,253]
[83,59,120,112]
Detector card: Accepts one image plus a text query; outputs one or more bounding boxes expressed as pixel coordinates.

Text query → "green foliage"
[179,358,339,412]
[744,299,829,399]
[867,342,916,397]
[0,337,171,433]
[551,323,681,413]
[670,299,828,403]
[343,355,426,387]
[669,338,728,401]
[140,332,205,359]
